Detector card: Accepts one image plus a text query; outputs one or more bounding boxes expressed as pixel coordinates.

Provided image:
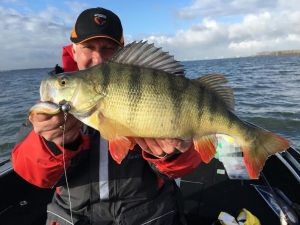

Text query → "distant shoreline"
[255,49,300,56]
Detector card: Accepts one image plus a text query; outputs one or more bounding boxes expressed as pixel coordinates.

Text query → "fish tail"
[242,128,290,179]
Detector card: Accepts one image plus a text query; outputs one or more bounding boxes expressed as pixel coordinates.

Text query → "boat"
[0,136,299,225]
[181,138,300,225]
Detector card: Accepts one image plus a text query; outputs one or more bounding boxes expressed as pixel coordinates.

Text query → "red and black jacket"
[12,45,202,225]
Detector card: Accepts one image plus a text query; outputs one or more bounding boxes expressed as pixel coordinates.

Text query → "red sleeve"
[11,130,90,188]
[62,44,78,72]
[142,144,202,179]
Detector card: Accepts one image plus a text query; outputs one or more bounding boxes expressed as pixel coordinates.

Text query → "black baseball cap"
[70,7,124,46]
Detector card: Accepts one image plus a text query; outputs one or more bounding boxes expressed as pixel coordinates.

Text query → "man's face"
[73,38,121,70]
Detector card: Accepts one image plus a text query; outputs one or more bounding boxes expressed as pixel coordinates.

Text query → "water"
[0,68,49,162]
[0,55,299,163]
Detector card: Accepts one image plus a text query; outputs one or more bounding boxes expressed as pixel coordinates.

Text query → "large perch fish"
[31,41,290,179]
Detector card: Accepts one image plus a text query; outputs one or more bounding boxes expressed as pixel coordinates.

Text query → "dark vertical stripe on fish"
[226,110,235,130]
[208,91,219,123]
[150,68,159,87]
[196,82,205,123]
[128,65,142,120]
[166,74,183,122]
[101,63,111,95]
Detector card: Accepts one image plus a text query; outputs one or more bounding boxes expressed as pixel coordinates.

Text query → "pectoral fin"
[109,136,136,164]
[97,111,136,164]
[193,135,218,163]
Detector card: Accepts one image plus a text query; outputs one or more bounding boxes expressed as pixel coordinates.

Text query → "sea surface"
[0,55,299,163]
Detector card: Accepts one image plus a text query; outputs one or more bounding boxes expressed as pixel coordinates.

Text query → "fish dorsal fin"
[194,74,235,111]
[109,41,185,76]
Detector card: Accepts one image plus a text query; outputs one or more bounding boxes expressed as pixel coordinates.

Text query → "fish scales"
[127,64,142,127]
[33,40,290,179]
[93,63,241,139]
[103,63,193,137]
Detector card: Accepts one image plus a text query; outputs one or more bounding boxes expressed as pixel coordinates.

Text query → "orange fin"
[193,135,218,163]
[109,136,136,164]
[241,130,290,179]
[97,111,137,164]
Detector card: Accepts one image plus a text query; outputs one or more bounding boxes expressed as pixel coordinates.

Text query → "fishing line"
[61,104,74,225]
[260,172,292,225]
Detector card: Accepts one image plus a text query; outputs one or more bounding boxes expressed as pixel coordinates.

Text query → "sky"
[1,0,300,70]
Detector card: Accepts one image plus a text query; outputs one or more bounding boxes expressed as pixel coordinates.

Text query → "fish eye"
[59,77,68,86]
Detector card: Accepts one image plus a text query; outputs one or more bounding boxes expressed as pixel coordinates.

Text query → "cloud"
[0,1,92,70]
[176,0,278,19]
[0,5,71,70]
[144,0,300,60]
[1,0,300,70]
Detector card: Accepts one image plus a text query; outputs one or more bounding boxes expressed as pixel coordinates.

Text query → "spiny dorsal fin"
[109,41,185,76]
[194,74,235,111]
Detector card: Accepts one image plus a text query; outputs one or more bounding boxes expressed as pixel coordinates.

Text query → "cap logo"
[93,13,107,26]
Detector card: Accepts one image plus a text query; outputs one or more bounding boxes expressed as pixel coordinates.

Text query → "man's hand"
[29,112,83,146]
[134,137,192,158]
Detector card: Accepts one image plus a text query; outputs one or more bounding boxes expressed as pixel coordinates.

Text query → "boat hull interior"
[0,147,299,225]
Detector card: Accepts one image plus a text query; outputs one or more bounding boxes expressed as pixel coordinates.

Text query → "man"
[12,7,202,225]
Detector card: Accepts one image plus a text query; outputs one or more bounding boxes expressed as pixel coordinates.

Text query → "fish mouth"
[40,80,57,102]
[39,78,100,118]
